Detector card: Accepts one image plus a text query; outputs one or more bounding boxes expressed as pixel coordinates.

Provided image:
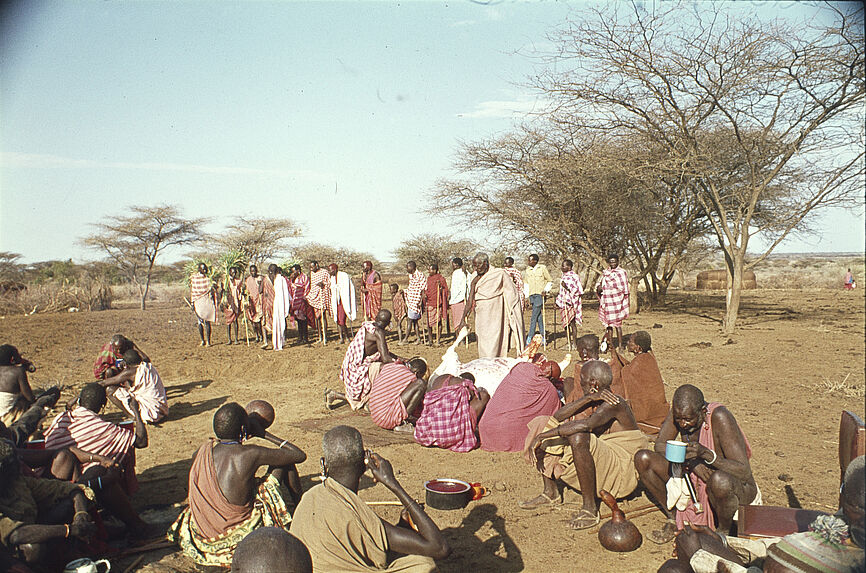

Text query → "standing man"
[455,253,525,358]
[222,266,243,345]
[289,264,314,345]
[269,264,291,351]
[244,264,265,345]
[360,261,384,321]
[503,257,526,312]
[556,259,584,349]
[307,260,331,343]
[328,263,357,344]
[448,258,470,337]
[523,254,552,345]
[191,263,217,347]
[596,253,629,350]
[425,264,449,346]
[405,261,427,344]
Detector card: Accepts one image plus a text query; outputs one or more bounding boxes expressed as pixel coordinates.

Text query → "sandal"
[648,519,678,544]
[567,508,600,530]
[393,422,415,433]
[518,492,561,510]
[324,389,340,410]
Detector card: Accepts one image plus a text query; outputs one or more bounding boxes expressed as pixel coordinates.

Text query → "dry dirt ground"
[2,287,864,572]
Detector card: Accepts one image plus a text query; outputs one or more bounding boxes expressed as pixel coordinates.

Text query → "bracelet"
[706,449,717,465]
[279,440,288,448]
[74,511,89,520]
[64,523,70,538]
[89,454,93,462]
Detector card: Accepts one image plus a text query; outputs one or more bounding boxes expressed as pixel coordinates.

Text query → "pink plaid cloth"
[307,268,332,316]
[556,270,583,326]
[405,270,426,315]
[597,267,629,327]
[414,378,479,452]
[290,272,315,323]
[339,322,380,402]
[504,266,526,310]
[190,273,212,302]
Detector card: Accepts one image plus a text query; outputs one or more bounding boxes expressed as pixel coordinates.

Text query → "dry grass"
[816,373,864,399]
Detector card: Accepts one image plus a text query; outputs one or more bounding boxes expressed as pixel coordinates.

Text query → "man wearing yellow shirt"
[522,254,552,345]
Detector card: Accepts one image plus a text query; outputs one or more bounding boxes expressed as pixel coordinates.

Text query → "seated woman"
[414,374,490,452]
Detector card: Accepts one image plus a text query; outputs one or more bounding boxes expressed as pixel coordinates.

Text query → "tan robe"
[290,478,436,573]
[473,267,525,358]
[524,416,648,498]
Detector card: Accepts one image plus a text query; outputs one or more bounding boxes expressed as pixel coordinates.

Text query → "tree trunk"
[722,253,744,334]
[629,278,640,315]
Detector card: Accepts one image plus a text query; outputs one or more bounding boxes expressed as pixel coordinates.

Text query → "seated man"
[609,331,669,434]
[563,334,603,401]
[290,425,450,572]
[414,374,490,452]
[92,334,149,380]
[0,345,36,425]
[232,527,312,573]
[635,384,758,544]
[44,383,147,495]
[658,456,864,573]
[327,309,404,411]
[99,349,168,424]
[520,361,649,530]
[0,438,96,570]
[478,361,562,452]
[168,403,306,568]
[368,358,428,432]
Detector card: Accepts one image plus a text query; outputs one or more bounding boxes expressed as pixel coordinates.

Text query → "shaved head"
[672,384,706,414]
[632,331,652,352]
[213,402,247,440]
[576,334,599,354]
[231,527,312,573]
[580,360,613,390]
[322,425,364,471]
[375,309,392,327]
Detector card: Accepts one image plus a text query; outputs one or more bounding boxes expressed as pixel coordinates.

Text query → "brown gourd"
[598,490,642,552]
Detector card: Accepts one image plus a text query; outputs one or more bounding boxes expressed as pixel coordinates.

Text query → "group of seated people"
[0,336,169,571]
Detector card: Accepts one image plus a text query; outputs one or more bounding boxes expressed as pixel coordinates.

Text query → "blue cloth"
[526,294,545,343]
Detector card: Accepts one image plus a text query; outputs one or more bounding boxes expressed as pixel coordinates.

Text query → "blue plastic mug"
[665,440,687,463]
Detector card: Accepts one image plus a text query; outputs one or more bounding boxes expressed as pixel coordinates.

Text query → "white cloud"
[0,152,332,182]
[458,98,548,119]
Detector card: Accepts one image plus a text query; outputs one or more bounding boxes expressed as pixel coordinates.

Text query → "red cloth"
[610,351,669,432]
[244,275,263,322]
[368,363,415,430]
[478,362,560,452]
[190,273,212,302]
[676,402,752,530]
[223,277,243,324]
[405,271,426,315]
[262,276,275,331]
[597,267,629,327]
[556,270,583,326]
[504,266,526,310]
[290,272,315,324]
[363,270,384,320]
[391,290,407,321]
[414,378,479,452]
[339,322,379,402]
[44,406,138,494]
[93,342,121,379]
[188,439,252,539]
[425,273,449,327]
[307,268,331,317]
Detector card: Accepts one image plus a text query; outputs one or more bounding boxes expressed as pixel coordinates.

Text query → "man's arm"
[541,398,621,440]
[8,489,95,546]
[551,394,596,422]
[99,368,135,389]
[247,442,307,468]
[16,368,35,403]
[686,407,753,483]
[654,410,679,454]
[374,330,396,364]
[610,345,630,367]
[128,397,148,449]
[368,453,450,560]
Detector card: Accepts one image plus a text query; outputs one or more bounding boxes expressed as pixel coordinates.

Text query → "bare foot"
[566,508,600,530]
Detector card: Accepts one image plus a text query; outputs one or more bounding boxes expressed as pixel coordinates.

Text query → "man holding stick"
[556,259,584,350]
[425,264,449,346]
[244,264,265,345]
[190,263,217,347]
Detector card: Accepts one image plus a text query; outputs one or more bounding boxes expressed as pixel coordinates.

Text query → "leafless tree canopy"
[81,204,207,310]
[392,234,480,270]
[214,216,302,265]
[291,242,379,276]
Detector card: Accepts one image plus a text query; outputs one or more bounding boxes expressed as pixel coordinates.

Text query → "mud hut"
[696,269,758,290]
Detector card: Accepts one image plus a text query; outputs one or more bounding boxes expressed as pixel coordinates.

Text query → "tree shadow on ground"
[167,396,229,422]
[658,292,802,326]
[165,379,214,400]
[438,503,523,573]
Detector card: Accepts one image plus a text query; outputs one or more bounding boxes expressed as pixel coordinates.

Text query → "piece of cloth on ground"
[478,362,559,452]
[168,440,293,567]
[368,363,415,430]
[112,362,169,423]
[609,352,669,433]
[597,267,629,328]
[340,322,381,409]
[44,406,138,493]
[414,377,479,452]
[676,402,753,529]
[473,267,526,359]
[290,477,436,573]
[523,415,648,498]
[93,342,122,379]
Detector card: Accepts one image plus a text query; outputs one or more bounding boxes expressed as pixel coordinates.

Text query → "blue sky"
[1,1,863,264]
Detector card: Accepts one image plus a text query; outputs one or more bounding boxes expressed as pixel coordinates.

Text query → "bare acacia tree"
[214,216,302,265]
[393,234,480,269]
[82,205,207,310]
[291,242,379,276]
[538,2,864,331]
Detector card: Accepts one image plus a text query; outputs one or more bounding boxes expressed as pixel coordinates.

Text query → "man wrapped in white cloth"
[99,349,168,423]
[268,264,291,351]
[328,263,357,344]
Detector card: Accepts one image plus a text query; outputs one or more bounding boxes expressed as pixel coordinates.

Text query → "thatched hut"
[696,269,758,290]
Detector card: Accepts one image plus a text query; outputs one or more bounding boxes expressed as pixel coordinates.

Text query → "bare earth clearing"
[1,288,863,572]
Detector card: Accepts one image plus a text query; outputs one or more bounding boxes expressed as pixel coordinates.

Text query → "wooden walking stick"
[435,283,441,345]
[541,293,548,351]
[553,299,559,350]
[241,295,250,346]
